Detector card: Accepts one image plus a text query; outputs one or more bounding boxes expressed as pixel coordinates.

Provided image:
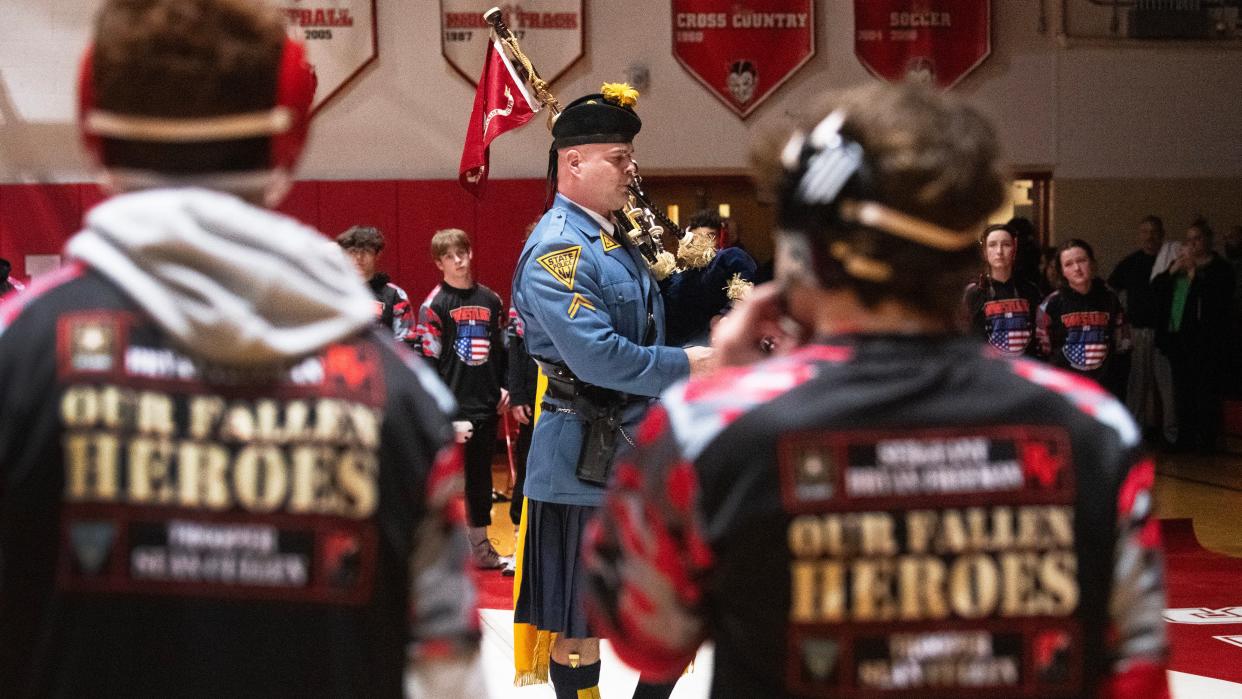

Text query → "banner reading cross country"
[672,0,815,119]
[854,0,991,89]
[441,1,583,87]
[277,0,378,114]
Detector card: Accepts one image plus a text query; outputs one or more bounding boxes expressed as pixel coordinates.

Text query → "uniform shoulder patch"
[537,246,582,290]
[601,231,622,252]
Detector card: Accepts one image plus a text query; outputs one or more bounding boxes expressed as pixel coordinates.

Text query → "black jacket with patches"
[586,336,1167,698]
[0,268,476,698]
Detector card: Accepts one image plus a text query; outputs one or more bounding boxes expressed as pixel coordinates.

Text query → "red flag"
[459,40,539,196]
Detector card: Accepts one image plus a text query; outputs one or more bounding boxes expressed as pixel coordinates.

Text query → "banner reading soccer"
[854,0,991,89]
[673,0,814,119]
[441,1,583,87]
[277,0,377,113]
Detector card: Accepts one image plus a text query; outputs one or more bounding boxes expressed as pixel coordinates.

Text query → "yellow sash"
[513,370,556,685]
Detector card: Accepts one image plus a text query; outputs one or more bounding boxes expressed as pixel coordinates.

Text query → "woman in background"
[963,224,1044,357]
[1038,238,1131,394]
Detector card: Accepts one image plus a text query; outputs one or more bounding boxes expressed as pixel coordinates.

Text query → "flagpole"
[482,7,562,128]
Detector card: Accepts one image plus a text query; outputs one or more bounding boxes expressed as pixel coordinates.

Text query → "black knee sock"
[632,675,678,699]
[549,659,601,699]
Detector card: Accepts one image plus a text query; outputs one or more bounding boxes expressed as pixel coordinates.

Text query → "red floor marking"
[1161,518,1242,684]
[472,564,514,611]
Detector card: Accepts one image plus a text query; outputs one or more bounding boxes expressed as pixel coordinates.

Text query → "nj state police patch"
[538,246,582,290]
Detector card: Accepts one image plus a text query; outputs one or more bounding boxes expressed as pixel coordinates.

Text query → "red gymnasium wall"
[0,179,548,305]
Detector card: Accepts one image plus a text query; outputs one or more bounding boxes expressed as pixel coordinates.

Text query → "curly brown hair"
[336,226,386,253]
[752,83,1008,322]
[89,0,287,173]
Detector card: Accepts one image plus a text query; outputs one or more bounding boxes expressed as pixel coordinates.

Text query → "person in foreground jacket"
[0,1,479,696]
[585,82,1168,699]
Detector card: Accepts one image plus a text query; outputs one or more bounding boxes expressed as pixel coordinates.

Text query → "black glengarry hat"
[551,83,642,149]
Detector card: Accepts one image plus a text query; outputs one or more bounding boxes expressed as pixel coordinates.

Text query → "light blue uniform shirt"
[512,194,690,505]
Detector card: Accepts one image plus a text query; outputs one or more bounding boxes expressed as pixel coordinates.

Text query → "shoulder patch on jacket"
[601,231,622,252]
[538,246,582,290]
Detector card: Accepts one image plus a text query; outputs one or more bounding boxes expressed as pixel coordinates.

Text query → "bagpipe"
[622,171,679,280]
[482,7,678,280]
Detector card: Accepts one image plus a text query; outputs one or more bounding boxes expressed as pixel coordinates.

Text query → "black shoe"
[491,489,511,503]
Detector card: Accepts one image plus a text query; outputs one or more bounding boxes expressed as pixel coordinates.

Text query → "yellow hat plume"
[601,82,639,108]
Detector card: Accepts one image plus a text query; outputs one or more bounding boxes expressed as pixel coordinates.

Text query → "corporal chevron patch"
[568,293,596,318]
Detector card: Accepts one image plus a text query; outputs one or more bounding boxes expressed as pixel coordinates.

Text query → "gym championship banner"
[854,0,991,89]
[441,1,584,86]
[278,0,378,113]
[673,0,815,119]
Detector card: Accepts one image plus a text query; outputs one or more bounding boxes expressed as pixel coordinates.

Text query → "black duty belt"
[534,359,645,408]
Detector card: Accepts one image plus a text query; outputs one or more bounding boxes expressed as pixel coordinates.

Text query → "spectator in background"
[1038,238,1131,395]
[416,228,509,569]
[962,223,1043,357]
[1006,216,1045,295]
[1109,215,1177,445]
[336,226,416,347]
[1153,219,1236,453]
[1039,245,1061,297]
[1225,225,1242,397]
[0,259,25,296]
[1225,225,1242,287]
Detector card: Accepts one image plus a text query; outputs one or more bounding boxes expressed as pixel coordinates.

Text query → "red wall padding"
[0,179,547,306]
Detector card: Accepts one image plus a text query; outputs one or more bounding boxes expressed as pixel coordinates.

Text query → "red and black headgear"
[78,34,316,175]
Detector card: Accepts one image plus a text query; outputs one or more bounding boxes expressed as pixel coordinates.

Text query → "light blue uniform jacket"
[512,195,690,506]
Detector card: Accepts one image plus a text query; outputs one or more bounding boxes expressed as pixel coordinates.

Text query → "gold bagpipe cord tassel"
[496,35,561,128]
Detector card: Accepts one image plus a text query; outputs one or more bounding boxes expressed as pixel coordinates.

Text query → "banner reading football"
[278,0,377,113]
[672,0,814,119]
[441,1,583,87]
[854,0,991,89]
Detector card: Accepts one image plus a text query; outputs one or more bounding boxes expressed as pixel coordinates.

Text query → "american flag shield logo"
[1062,312,1110,371]
[983,298,1032,356]
[450,306,492,366]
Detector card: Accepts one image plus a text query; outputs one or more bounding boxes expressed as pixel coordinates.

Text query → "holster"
[538,360,625,486]
[574,397,621,486]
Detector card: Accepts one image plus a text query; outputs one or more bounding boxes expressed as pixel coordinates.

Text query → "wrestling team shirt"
[415,282,506,419]
[1037,281,1129,383]
[963,277,1043,358]
[585,335,1167,698]
[0,269,476,697]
